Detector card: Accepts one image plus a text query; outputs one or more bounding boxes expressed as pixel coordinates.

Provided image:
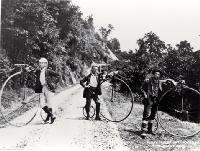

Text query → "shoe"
[86,116,90,120]
[147,130,156,135]
[141,120,148,139]
[141,131,147,139]
[42,106,51,123]
[44,119,49,124]
[95,116,102,121]
[147,122,156,135]
[44,115,50,123]
[50,117,56,124]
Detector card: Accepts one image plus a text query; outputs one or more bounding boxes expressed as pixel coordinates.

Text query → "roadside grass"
[0,88,38,125]
[101,91,200,151]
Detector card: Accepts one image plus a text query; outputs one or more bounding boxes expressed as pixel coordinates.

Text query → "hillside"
[0,0,118,87]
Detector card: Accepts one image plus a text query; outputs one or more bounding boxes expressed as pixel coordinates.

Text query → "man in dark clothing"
[140,69,176,137]
[80,65,104,120]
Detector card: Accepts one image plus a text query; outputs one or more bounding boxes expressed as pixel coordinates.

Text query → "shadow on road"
[123,128,143,138]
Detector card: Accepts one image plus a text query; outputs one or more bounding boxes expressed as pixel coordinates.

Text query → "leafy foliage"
[111,32,200,92]
[1,0,111,86]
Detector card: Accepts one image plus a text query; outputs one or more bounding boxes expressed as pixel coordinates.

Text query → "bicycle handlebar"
[14,64,29,67]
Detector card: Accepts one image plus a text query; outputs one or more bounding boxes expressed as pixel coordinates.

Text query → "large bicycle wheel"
[100,76,134,122]
[157,86,200,138]
[0,71,39,127]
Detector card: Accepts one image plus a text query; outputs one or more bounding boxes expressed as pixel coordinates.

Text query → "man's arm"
[160,79,177,86]
[159,78,177,91]
[140,79,149,98]
[80,75,89,88]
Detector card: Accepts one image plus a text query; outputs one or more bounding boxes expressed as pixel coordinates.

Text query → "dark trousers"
[86,94,99,107]
[142,96,159,121]
[85,87,100,117]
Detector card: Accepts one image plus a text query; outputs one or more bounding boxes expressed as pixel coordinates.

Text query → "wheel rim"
[0,72,39,127]
[100,76,134,122]
[157,87,200,138]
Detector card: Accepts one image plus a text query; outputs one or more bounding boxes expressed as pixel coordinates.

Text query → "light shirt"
[40,68,46,85]
[89,74,98,87]
[148,77,159,97]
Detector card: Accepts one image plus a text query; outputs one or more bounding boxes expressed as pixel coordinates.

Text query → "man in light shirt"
[80,65,104,120]
[32,58,60,124]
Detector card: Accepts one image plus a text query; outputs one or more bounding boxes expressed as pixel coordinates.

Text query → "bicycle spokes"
[157,87,200,138]
[100,76,134,122]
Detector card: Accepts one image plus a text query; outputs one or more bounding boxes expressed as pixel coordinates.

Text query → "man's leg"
[39,92,50,123]
[94,95,101,120]
[85,97,91,120]
[147,98,158,135]
[44,86,56,124]
[141,98,152,137]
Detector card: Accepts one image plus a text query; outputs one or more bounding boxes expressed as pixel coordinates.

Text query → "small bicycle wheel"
[82,106,95,118]
[0,71,39,127]
[157,87,200,138]
[100,76,134,122]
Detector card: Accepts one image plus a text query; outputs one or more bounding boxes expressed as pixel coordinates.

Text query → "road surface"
[0,85,129,151]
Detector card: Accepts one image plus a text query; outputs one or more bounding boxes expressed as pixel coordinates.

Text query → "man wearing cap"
[80,65,104,120]
[140,69,176,138]
[33,57,60,124]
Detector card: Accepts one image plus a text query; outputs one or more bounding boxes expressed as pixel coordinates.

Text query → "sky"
[72,0,200,52]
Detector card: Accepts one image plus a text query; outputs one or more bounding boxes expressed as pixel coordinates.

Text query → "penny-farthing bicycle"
[83,72,134,122]
[157,82,200,138]
[0,64,45,127]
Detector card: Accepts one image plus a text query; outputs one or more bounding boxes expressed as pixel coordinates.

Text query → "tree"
[99,24,114,48]
[136,31,166,58]
[187,50,200,89]
[134,32,166,76]
[162,40,194,81]
[107,38,121,54]
[1,0,110,86]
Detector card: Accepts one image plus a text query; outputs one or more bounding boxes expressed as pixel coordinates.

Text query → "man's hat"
[39,57,48,63]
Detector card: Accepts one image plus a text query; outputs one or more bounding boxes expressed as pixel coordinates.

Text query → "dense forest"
[0,0,113,87]
[1,0,200,93]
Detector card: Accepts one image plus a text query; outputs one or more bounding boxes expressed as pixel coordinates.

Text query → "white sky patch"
[72,0,200,51]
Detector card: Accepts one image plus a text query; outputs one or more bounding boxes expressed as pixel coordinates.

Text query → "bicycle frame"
[0,64,41,127]
[156,83,200,138]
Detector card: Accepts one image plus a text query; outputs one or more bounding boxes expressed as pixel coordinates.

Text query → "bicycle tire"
[100,76,134,122]
[157,87,200,138]
[82,106,95,118]
[0,71,39,127]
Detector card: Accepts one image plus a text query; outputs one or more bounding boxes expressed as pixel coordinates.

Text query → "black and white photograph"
[0,0,200,150]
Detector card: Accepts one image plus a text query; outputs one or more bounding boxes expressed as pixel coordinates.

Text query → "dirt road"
[0,85,129,151]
